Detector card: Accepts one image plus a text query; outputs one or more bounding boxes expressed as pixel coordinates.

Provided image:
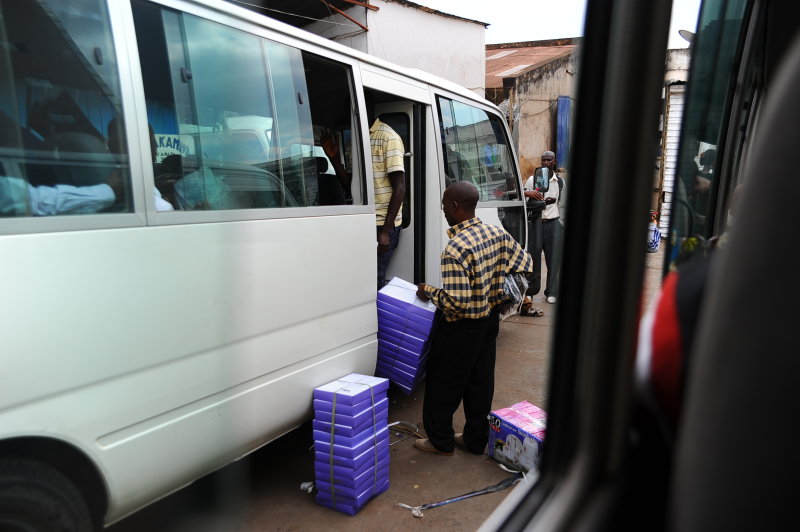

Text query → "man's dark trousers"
[542,218,563,298]
[422,307,500,454]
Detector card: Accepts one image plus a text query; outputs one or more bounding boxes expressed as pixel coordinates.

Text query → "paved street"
[109,250,664,531]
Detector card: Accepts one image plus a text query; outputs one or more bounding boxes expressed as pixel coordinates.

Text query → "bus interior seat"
[667,32,800,531]
[155,154,185,208]
[42,132,114,187]
[316,156,345,205]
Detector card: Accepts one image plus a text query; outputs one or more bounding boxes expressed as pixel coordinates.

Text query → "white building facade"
[304,0,487,97]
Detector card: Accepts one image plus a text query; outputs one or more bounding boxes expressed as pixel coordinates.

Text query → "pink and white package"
[487,400,547,472]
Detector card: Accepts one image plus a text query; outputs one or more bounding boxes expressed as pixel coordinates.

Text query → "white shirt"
[0,177,115,216]
[542,173,563,220]
[524,172,564,221]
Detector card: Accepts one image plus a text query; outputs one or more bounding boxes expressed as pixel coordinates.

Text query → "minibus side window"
[436,96,525,242]
[132,1,358,211]
[0,0,131,217]
[667,0,748,266]
[435,96,519,203]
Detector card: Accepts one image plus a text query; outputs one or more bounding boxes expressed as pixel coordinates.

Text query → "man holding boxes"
[415,182,534,455]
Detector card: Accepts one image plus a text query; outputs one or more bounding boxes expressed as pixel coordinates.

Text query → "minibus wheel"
[0,458,93,531]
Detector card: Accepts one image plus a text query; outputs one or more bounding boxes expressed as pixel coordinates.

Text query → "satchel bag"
[499,272,530,320]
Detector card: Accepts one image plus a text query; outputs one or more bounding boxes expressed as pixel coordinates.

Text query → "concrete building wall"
[512,53,579,177]
[304,1,486,96]
[665,48,691,83]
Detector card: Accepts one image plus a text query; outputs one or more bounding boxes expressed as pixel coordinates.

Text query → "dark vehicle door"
[484,0,800,530]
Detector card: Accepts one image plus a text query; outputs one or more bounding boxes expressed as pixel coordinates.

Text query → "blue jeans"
[377,226,401,290]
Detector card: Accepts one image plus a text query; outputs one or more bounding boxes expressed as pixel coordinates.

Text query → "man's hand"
[320,129,338,160]
[416,283,430,301]
[377,227,391,253]
[695,175,711,193]
[525,190,545,201]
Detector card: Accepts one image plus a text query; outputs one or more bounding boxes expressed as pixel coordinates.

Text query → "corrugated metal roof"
[486,39,580,90]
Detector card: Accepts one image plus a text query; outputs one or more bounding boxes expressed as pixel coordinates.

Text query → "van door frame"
[484,0,676,529]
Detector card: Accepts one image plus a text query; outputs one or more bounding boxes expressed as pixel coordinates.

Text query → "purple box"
[314,439,389,470]
[376,309,435,336]
[377,308,435,339]
[375,361,424,389]
[377,339,424,363]
[313,374,389,405]
[312,411,387,437]
[313,419,388,448]
[314,427,389,459]
[377,353,417,374]
[315,459,389,492]
[313,399,388,427]
[377,308,434,338]
[376,278,438,341]
[315,467,389,499]
[374,278,438,395]
[376,353,427,380]
[378,343,427,367]
[487,401,547,472]
[314,452,390,488]
[315,478,390,515]
[377,327,428,353]
[377,278,437,321]
[313,395,389,417]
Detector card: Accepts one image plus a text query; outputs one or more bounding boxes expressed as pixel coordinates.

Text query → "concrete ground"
[109,249,665,531]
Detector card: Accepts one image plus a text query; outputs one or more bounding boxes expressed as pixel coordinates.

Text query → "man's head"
[442,181,479,226]
[541,150,556,171]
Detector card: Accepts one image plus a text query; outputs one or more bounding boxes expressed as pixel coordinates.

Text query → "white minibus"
[0,0,527,528]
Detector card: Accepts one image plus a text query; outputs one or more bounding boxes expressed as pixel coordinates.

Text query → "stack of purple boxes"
[376,277,438,394]
[313,373,390,515]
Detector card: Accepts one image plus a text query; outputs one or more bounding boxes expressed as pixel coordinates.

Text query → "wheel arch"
[0,436,109,529]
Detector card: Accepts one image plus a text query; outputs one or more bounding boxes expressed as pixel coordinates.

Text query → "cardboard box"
[377,278,437,320]
[313,440,389,470]
[312,419,388,449]
[313,399,388,428]
[378,325,428,353]
[316,469,389,500]
[312,408,387,437]
[487,401,547,472]
[375,277,438,394]
[314,454,390,489]
[313,395,389,417]
[315,478,390,515]
[313,374,389,405]
[313,427,389,460]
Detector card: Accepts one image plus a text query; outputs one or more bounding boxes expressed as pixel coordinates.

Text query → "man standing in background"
[539,150,564,304]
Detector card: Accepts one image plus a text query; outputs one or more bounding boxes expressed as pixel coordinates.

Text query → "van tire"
[0,458,94,532]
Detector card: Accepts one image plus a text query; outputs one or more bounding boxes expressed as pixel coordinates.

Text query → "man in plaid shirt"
[415,181,533,455]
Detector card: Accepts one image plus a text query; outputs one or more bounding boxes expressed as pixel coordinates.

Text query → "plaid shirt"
[423,217,534,321]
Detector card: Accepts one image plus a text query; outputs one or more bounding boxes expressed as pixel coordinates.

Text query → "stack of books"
[313,373,390,515]
[376,277,438,393]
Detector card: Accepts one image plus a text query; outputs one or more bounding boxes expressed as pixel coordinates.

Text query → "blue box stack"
[376,277,438,394]
[313,373,390,515]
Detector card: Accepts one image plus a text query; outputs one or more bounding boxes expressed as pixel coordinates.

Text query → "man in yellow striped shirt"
[369,96,406,290]
[414,181,534,455]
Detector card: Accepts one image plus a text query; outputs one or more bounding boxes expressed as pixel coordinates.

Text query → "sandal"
[521,307,544,317]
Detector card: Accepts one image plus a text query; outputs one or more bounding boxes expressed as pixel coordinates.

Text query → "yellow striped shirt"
[423,217,534,321]
[370,119,405,227]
